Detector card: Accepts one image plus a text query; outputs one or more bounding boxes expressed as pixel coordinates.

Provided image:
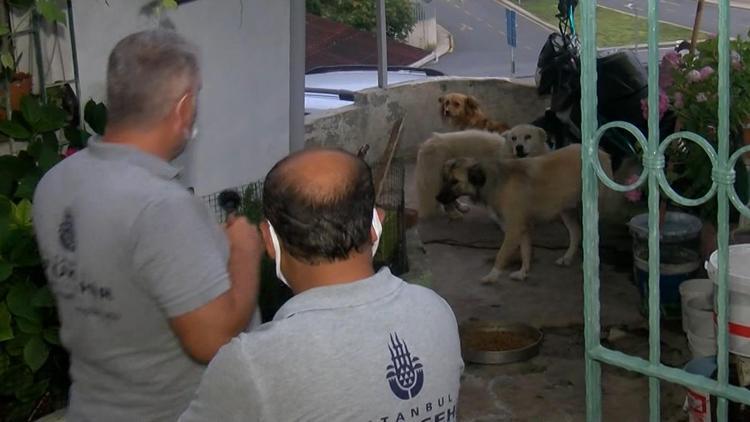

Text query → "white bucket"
[680,279,714,333]
[706,245,750,357]
[687,330,717,358]
[686,296,716,338]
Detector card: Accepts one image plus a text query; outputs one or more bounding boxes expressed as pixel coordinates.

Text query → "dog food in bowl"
[460,321,543,364]
[463,330,537,352]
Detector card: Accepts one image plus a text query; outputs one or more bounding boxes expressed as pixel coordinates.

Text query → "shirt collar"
[86,137,181,180]
[273,267,404,321]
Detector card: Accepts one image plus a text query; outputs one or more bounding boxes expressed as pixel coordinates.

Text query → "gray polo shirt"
[32,138,231,422]
[179,268,464,422]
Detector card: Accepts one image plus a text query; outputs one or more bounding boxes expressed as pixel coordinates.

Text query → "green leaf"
[31,286,54,308]
[0,303,13,342]
[10,237,40,267]
[15,377,49,402]
[37,138,61,173]
[0,259,12,282]
[42,327,59,345]
[0,119,32,139]
[23,335,49,371]
[34,104,67,133]
[0,363,32,395]
[36,0,66,24]
[20,96,42,126]
[161,0,178,9]
[14,173,41,200]
[84,100,107,135]
[12,199,33,227]
[0,353,9,374]
[7,280,39,321]
[64,126,92,149]
[1,52,14,69]
[16,316,42,334]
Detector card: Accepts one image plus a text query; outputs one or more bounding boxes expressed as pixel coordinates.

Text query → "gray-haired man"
[32,30,262,421]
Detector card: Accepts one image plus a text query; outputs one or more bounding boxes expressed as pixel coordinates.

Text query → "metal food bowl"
[459,321,543,364]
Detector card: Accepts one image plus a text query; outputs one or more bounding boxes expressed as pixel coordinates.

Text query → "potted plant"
[652,31,750,257]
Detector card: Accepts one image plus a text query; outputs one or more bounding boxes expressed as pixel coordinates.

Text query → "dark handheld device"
[218,189,241,217]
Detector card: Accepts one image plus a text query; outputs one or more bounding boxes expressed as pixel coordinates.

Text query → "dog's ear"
[468,163,486,187]
[465,96,479,112]
[535,125,548,144]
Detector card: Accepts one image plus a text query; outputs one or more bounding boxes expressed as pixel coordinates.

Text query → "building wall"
[59,0,292,195]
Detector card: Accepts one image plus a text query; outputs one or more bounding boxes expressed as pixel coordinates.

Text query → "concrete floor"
[401,163,695,422]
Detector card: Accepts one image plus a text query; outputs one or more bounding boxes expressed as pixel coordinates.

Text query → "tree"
[306,0,416,41]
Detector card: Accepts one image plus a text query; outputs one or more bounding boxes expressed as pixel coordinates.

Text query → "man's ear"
[259,220,276,259]
[174,91,196,130]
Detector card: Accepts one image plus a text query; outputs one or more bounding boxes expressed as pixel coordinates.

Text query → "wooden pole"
[690,0,705,53]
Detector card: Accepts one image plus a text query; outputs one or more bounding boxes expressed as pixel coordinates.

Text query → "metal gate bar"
[580,0,750,419]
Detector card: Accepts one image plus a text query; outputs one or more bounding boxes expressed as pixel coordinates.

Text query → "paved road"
[589,0,750,38]
[431,0,551,77]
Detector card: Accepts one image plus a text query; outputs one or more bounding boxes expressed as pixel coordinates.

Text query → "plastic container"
[633,246,702,319]
[680,279,714,332]
[683,356,716,422]
[685,296,716,338]
[687,330,717,358]
[706,245,750,357]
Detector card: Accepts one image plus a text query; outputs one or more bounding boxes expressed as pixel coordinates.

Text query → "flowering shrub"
[636,32,750,221]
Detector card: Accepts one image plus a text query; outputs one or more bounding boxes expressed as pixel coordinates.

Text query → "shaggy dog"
[416,125,549,219]
[439,93,510,133]
[435,145,614,282]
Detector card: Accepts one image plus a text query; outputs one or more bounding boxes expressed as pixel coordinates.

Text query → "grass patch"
[517,0,706,47]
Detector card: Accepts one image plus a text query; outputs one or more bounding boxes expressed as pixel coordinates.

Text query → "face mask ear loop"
[267,223,290,287]
[372,209,382,257]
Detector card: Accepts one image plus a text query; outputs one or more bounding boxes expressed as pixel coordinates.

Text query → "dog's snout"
[435,188,455,204]
[515,145,527,157]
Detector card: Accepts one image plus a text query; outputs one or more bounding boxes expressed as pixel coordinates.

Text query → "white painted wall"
[67,0,291,195]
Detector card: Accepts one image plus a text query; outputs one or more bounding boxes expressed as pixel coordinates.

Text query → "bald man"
[180,148,464,422]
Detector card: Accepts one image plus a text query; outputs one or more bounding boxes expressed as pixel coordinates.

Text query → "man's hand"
[170,215,263,363]
[225,215,263,261]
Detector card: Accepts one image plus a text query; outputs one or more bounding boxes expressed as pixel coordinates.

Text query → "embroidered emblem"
[386,333,424,400]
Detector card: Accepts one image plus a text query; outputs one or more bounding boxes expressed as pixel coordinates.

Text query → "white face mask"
[267,209,383,288]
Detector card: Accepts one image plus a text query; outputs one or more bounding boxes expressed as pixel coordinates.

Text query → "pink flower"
[640,89,670,121]
[696,92,708,102]
[673,91,684,109]
[663,51,682,67]
[687,69,702,82]
[699,66,715,80]
[64,147,78,157]
[659,51,681,88]
[625,174,642,202]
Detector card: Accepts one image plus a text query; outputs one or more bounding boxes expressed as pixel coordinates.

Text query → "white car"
[305,65,444,115]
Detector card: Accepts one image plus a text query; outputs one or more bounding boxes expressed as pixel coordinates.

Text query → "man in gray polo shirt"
[180,148,464,422]
[32,30,262,421]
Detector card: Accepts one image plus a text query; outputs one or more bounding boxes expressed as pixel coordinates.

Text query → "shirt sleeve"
[178,337,262,422]
[131,192,230,317]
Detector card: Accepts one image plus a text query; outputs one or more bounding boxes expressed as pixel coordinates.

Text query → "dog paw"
[509,270,528,281]
[480,268,503,284]
[555,256,573,267]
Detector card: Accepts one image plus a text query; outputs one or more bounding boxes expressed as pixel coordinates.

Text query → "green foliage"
[306,0,416,41]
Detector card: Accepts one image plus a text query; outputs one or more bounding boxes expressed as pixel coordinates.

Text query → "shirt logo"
[58,208,76,252]
[386,333,424,400]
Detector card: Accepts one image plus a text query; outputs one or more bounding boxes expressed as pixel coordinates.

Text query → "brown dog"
[435,144,613,282]
[438,93,510,133]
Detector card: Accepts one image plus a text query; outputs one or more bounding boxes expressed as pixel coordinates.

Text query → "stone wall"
[304,77,549,163]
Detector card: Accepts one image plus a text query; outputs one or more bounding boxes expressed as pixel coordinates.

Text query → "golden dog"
[439,93,510,133]
[416,126,549,219]
[435,144,613,282]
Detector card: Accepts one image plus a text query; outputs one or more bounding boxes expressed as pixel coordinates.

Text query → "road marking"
[464,10,472,16]
[453,3,460,8]
[475,16,484,22]
[487,22,495,29]
[498,29,506,36]
[663,0,680,5]
[459,23,474,32]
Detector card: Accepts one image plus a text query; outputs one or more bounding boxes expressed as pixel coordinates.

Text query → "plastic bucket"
[687,330,717,358]
[706,245,750,357]
[683,356,716,422]
[628,211,703,243]
[680,279,714,332]
[634,247,702,320]
[685,296,716,338]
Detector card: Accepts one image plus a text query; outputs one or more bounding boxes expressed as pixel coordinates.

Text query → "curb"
[704,0,750,10]
[494,0,557,33]
[410,24,453,68]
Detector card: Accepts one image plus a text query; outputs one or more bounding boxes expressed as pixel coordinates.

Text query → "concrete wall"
[304,77,549,162]
[14,0,292,196]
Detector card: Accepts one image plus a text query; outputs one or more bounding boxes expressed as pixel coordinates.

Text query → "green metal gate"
[580,0,750,420]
